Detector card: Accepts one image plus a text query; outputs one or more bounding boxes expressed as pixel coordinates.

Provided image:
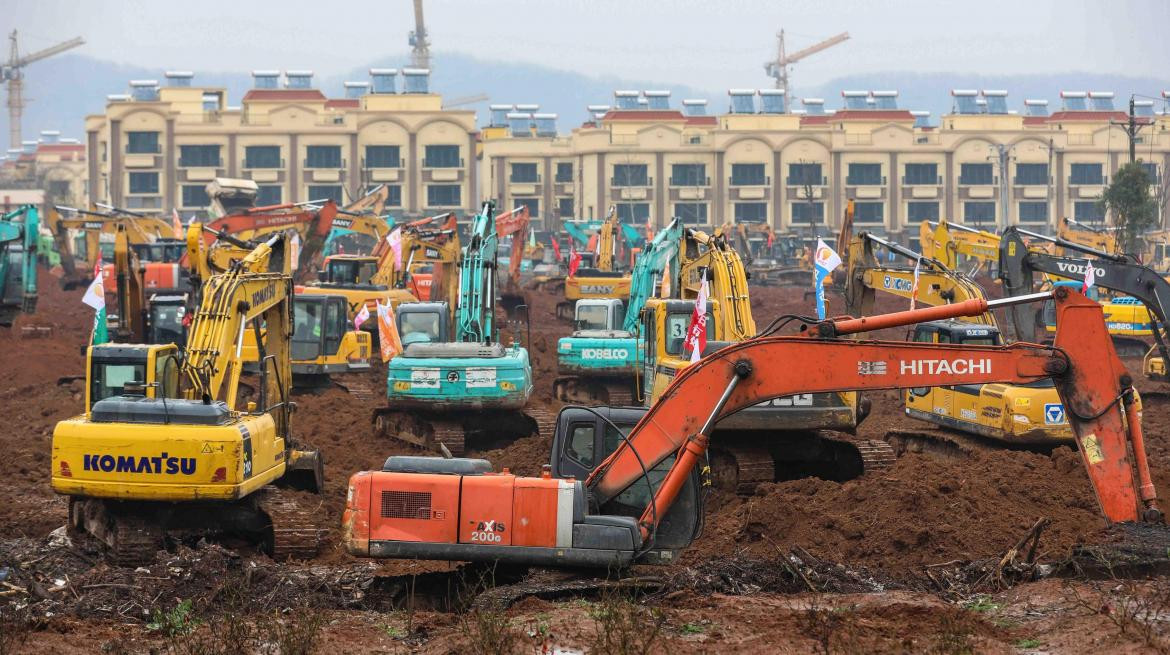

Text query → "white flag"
[289,232,302,270]
[910,257,922,310]
[813,238,842,273]
[1082,261,1096,294]
[81,260,106,311]
[354,303,371,330]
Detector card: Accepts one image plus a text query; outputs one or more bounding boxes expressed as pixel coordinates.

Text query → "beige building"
[0,131,88,208]
[481,89,1170,239]
[84,69,478,218]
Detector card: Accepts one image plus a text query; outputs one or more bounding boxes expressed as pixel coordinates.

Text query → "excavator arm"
[454,202,499,343]
[204,201,337,276]
[111,225,146,342]
[181,233,292,426]
[845,231,993,325]
[999,226,1170,366]
[495,204,532,289]
[597,206,618,272]
[588,289,1160,541]
[622,219,684,332]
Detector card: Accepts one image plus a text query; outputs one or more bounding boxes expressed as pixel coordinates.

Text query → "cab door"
[639,306,657,406]
[323,298,345,358]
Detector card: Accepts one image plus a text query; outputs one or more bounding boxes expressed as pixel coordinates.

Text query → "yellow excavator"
[558,207,632,320]
[48,205,179,290]
[844,231,1075,447]
[299,212,460,328]
[51,232,325,564]
[917,219,1000,279]
[640,227,878,492]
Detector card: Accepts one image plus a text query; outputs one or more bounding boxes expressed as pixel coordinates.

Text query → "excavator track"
[335,374,378,401]
[552,377,635,406]
[110,515,165,567]
[855,439,897,473]
[525,406,559,439]
[257,487,322,561]
[431,420,467,457]
[711,446,775,494]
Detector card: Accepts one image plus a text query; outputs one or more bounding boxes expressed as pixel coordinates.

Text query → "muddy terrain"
[4,269,1170,653]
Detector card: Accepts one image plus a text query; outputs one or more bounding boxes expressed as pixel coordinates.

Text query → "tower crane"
[763,30,849,97]
[409,0,431,70]
[3,31,85,150]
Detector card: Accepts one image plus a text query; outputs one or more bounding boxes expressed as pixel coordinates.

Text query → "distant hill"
[5,52,1168,145]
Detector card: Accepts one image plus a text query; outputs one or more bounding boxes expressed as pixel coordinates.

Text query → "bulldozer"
[51,232,325,564]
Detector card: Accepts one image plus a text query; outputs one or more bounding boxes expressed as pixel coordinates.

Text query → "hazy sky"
[6,0,1168,90]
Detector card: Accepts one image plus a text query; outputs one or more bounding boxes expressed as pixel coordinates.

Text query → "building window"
[846,163,882,186]
[427,184,461,207]
[514,198,540,218]
[958,163,993,185]
[305,145,342,169]
[181,185,210,208]
[853,202,884,225]
[256,185,282,206]
[906,202,939,223]
[615,203,650,223]
[1074,201,1105,223]
[178,145,221,167]
[557,197,574,218]
[903,163,939,186]
[791,202,824,225]
[308,185,343,204]
[734,203,768,224]
[671,163,707,186]
[510,163,539,183]
[674,203,708,224]
[612,164,649,187]
[731,163,767,186]
[1014,163,1049,186]
[786,163,822,186]
[1069,163,1104,185]
[424,145,460,168]
[47,180,70,199]
[964,201,996,226]
[126,131,159,154]
[555,162,573,183]
[245,146,281,169]
[1140,162,1160,184]
[385,185,402,207]
[1018,201,1048,224]
[128,172,159,194]
[364,145,401,168]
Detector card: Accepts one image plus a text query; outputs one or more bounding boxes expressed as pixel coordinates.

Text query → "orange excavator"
[344,287,1162,567]
[202,201,337,281]
[495,204,533,319]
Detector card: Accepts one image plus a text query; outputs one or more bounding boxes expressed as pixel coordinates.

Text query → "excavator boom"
[590,289,1157,537]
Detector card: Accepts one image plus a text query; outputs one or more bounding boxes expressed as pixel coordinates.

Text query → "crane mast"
[409,0,431,70]
[3,30,85,150]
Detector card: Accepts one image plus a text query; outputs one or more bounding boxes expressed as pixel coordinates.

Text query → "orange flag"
[376,299,404,361]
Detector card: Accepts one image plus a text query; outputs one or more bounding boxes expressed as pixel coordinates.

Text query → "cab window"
[575,304,610,331]
[399,311,442,344]
[153,352,179,398]
[665,311,716,356]
[293,301,323,343]
[566,423,595,468]
[92,361,146,404]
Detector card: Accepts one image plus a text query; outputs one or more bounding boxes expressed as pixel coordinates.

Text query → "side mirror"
[317,270,327,283]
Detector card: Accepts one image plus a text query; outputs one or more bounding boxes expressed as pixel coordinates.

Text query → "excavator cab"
[291,295,347,363]
[573,298,625,332]
[396,301,450,347]
[146,294,188,346]
[320,255,380,287]
[550,405,702,561]
[640,299,718,403]
[85,343,181,413]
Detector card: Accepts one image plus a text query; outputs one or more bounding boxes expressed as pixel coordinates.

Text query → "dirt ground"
[5,267,1170,653]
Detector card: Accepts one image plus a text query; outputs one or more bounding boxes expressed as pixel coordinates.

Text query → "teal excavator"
[1,205,40,327]
[376,201,554,455]
[553,218,683,405]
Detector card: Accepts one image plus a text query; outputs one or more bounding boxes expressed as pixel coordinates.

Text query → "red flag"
[568,245,582,277]
[766,231,774,249]
[549,236,562,262]
[684,277,709,363]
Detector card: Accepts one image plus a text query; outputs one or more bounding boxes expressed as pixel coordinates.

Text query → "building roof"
[1045,110,1153,125]
[800,115,833,126]
[36,144,85,152]
[684,116,717,126]
[241,89,327,102]
[602,110,688,122]
[830,109,916,121]
[325,98,360,109]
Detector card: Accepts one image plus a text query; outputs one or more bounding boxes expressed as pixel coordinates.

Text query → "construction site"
[4,2,1170,654]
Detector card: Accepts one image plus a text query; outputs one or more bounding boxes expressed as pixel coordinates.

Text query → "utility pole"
[989,144,1015,230]
[1115,95,1146,164]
